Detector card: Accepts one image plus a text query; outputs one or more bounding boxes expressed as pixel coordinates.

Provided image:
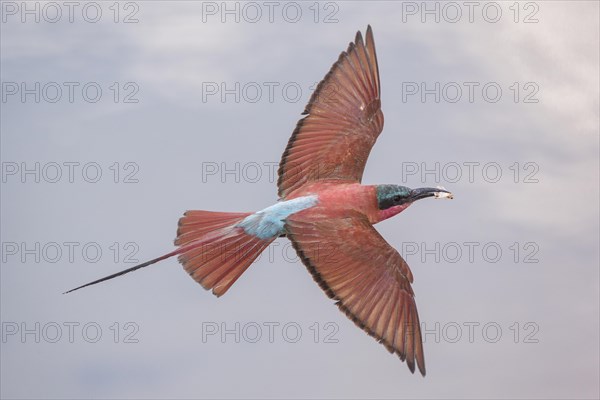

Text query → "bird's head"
[375,184,453,222]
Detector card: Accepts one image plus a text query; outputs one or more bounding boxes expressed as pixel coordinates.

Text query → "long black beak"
[409,187,453,201]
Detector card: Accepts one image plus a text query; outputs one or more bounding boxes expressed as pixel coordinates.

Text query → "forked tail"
[64,210,274,296]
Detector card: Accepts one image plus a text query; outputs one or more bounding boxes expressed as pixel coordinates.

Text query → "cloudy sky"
[1,1,599,399]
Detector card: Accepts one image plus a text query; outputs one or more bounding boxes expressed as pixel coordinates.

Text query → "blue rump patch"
[237,195,318,239]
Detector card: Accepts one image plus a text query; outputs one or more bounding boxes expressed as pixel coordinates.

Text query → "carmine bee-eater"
[66,25,453,376]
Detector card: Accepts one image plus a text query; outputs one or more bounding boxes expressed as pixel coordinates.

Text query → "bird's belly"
[237,195,319,239]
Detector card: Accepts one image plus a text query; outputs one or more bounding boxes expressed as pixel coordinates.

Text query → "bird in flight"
[66,25,453,376]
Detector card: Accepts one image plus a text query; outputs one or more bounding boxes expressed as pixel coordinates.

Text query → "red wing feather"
[286,212,426,376]
[277,25,384,198]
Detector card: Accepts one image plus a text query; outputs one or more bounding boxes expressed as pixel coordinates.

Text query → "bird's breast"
[284,182,380,222]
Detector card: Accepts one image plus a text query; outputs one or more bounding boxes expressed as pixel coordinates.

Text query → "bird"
[65,25,453,376]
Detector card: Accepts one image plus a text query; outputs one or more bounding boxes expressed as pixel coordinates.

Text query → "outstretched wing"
[286,212,426,376]
[277,25,383,198]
